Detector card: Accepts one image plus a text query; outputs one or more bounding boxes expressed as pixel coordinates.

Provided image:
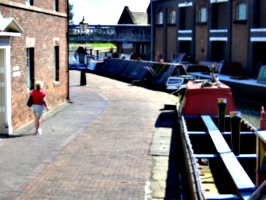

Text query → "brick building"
[150,0,266,77]
[117,6,150,55]
[0,0,68,134]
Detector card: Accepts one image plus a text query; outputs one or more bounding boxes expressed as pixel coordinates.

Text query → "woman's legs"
[31,105,44,134]
[35,115,41,133]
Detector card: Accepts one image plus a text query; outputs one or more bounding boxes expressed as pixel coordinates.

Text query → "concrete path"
[0,71,180,200]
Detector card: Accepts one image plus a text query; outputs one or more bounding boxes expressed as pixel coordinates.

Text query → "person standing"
[29,81,50,135]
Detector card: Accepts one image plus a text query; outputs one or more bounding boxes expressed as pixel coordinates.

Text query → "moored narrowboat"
[177,77,264,199]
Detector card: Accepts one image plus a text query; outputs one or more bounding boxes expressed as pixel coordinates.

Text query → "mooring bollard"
[218,98,227,132]
[80,69,87,86]
[230,111,241,155]
[260,106,266,130]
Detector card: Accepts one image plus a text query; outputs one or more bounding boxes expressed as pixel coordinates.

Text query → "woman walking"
[29,81,50,135]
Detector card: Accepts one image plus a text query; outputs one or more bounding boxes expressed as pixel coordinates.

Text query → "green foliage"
[69,42,117,52]
[68,3,74,24]
[177,93,183,102]
[89,43,116,48]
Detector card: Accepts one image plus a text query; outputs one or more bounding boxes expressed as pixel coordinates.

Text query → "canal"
[235,99,263,129]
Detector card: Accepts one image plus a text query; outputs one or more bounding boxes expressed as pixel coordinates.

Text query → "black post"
[96,50,99,60]
[230,111,241,155]
[89,48,93,56]
[80,70,86,86]
[218,98,227,132]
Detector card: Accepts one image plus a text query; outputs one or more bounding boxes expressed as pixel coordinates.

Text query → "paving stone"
[0,71,180,200]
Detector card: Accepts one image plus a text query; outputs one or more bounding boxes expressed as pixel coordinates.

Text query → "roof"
[0,13,23,36]
[131,12,148,24]
[117,6,148,25]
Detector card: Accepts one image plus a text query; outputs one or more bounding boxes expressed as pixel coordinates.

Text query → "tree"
[69,3,74,24]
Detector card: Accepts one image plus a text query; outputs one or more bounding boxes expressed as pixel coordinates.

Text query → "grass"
[69,42,116,50]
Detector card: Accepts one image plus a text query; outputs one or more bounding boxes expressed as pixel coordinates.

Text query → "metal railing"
[69,24,151,43]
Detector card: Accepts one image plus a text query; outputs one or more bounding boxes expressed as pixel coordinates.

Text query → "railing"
[69,24,151,43]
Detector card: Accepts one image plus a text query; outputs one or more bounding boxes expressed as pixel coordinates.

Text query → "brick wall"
[166,5,177,61]
[231,0,248,70]
[154,27,163,60]
[10,0,67,12]
[195,2,208,63]
[0,1,67,130]
[167,26,176,61]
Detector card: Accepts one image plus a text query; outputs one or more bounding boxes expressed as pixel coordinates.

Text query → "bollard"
[172,52,175,61]
[156,52,160,62]
[80,69,86,86]
[96,50,99,60]
[230,111,241,155]
[211,64,216,83]
[159,54,164,63]
[260,106,266,130]
[218,98,227,132]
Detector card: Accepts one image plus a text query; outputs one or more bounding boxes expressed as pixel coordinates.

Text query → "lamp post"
[79,16,88,34]
[79,16,88,86]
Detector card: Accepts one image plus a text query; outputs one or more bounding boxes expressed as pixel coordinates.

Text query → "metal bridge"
[69,24,151,43]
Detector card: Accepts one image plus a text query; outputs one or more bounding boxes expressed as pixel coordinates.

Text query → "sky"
[69,0,150,25]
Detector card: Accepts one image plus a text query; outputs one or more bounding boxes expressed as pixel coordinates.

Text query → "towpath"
[0,70,180,200]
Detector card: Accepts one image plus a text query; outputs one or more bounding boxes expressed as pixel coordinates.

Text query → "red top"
[30,90,46,105]
[180,80,236,115]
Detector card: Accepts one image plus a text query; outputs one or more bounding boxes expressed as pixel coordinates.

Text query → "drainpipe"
[66,0,70,101]
[150,0,154,61]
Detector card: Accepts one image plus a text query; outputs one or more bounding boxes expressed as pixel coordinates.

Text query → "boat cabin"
[179,80,236,115]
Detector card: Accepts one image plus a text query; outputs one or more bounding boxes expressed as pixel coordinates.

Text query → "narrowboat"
[177,74,266,199]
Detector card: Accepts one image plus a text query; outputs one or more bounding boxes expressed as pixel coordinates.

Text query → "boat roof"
[186,79,230,90]
[181,80,236,115]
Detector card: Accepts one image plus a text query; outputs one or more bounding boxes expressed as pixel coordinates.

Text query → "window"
[26,0,33,6]
[236,3,246,20]
[54,46,59,82]
[26,48,34,90]
[54,0,59,11]
[169,10,176,24]
[139,44,146,54]
[199,7,207,23]
[157,11,163,24]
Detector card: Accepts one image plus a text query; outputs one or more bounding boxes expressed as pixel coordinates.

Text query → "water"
[235,99,262,129]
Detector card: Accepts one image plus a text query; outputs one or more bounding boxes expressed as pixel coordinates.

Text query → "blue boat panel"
[209,130,231,153]
[194,154,218,158]
[256,130,266,143]
[188,131,254,135]
[205,194,241,199]
[220,152,256,192]
[194,154,256,159]
[236,154,256,159]
[69,63,87,70]
[201,115,231,153]
[201,115,218,131]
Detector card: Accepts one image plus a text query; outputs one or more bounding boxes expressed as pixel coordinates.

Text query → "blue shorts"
[31,105,44,117]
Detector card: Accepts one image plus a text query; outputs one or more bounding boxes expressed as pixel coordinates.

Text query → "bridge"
[68,24,151,43]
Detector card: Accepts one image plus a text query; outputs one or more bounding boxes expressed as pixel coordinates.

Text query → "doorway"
[0,48,10,134]
[211,41,226,62]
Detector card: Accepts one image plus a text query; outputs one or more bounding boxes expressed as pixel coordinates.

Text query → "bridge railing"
[69,24,151,43]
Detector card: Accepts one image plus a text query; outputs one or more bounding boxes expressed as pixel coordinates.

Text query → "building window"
[26,0,33,6]
[236,3,246,20]
[54,46,60,82]
[157,11,163,24]
[27,48,34,90]
[169,10,176,24]
[199,7,207,23]
[54,0,59,11]
[180,6,192,29]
